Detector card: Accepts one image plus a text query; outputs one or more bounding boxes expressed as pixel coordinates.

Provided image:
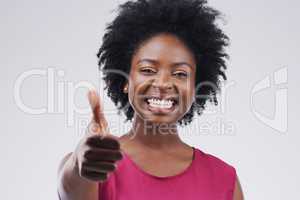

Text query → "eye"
[173,71,188,78]
[140,67,156,74]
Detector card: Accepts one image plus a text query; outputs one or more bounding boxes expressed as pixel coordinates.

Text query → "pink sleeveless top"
[98,147,236,200]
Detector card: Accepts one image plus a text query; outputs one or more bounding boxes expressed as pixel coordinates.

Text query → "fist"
[73,90,123,182]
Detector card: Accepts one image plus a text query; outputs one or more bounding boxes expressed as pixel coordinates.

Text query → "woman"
[57,0,244,199]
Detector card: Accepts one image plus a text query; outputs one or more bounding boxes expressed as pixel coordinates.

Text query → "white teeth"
[147,98,174,109]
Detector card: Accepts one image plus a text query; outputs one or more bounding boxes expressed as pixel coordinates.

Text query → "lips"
[144,94,178,102]
[147,98,174,109]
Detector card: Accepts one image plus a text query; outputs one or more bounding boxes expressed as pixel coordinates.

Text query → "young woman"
[57,0,244,199]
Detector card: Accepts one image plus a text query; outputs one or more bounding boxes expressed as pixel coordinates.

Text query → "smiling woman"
[57,0,244,200]
[98,0,229,126]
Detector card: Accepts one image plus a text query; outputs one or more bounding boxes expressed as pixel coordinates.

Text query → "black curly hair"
[97,0,229,126]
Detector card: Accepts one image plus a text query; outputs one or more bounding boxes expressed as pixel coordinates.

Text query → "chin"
[144,115,178,124]
[135,105,177,124]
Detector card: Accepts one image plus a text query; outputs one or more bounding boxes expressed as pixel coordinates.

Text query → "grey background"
[0,0,299,199]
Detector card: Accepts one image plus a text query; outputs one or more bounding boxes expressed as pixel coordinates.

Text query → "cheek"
[128,72,153,94]
[174,84,195,120]
[179,80,195,100]
[127,79,147,107]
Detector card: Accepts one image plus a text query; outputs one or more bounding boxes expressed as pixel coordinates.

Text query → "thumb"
[87,90,109,136]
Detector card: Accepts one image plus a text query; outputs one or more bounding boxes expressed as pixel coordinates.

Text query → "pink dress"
[99,147,236,200]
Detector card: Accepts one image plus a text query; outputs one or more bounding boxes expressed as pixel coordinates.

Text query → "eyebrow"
[137,58,194,69]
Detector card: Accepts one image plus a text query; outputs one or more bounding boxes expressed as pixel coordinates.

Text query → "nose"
[152,72,173,91]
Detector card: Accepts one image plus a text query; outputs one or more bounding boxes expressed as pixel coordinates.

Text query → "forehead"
[131,33,196,65]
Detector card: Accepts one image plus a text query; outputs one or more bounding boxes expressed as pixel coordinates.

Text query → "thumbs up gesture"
[73,90,123,182]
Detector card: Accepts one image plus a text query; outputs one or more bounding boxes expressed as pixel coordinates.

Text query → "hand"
[73,90,123,182]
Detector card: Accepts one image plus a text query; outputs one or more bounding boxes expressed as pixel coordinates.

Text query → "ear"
[123,83,129,93]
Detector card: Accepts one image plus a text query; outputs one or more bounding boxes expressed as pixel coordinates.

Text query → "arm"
[57,152,98,200]
[233,176,244,200]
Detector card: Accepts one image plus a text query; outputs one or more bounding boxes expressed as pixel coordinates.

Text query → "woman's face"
[127,33,196,124]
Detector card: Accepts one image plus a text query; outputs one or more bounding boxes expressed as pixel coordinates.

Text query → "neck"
[127,114,184,150]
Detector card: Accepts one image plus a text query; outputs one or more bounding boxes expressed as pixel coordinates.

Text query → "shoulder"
[195,148,237,188]
[197,148,236,175]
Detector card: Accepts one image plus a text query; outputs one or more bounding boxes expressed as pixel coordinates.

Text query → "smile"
[143,96,179,114]
[147,98,174,109]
